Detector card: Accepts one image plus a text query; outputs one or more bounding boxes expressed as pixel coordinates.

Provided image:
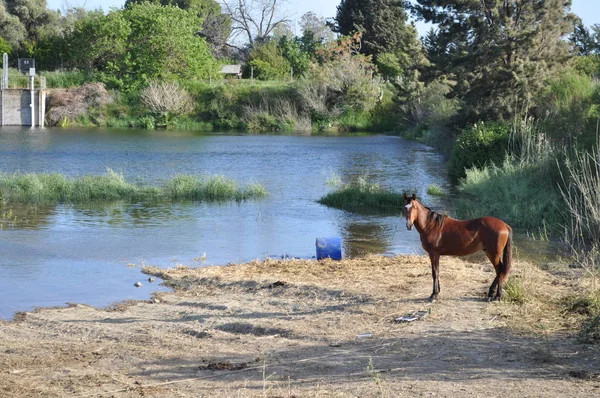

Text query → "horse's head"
[403,193,418,230]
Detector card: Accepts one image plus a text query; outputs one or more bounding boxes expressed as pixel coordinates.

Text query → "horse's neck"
[414,203,432,233]
[415,203,440,234]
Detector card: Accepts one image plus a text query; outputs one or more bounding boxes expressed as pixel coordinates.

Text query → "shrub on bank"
[448,122,511,182]
[456,157,564,231]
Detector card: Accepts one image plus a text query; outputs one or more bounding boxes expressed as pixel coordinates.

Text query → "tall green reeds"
[164,174,268,202]
[456,118,564,231]
[0,170,268,204]
[559,142,600,246]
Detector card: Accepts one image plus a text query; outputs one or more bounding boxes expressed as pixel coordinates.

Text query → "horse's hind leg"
[487,275,499,300]
[484,250,502,301]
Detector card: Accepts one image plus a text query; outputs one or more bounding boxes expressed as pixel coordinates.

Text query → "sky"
[47,0,600,36]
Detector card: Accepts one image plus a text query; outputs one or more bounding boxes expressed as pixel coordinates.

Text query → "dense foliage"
[448,122,510,183]
[414,0,576,123]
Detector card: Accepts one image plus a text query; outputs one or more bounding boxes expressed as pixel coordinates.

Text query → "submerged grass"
[0,170,268,204]
[318,175,404,211]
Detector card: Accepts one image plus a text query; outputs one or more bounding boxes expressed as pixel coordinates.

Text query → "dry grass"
[46,83,113,126]
[0,255,599,397]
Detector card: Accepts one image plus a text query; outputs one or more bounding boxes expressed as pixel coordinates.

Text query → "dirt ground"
[1,255,599,397]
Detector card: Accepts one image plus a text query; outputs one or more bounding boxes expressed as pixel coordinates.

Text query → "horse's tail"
[501,227,513,283]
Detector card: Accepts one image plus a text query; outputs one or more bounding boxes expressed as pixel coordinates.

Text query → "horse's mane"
[422,203,446,228]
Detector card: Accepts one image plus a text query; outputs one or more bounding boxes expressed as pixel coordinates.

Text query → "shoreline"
[1,255,598,397]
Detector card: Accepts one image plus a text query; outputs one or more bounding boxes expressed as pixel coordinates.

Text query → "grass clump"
[164,174,268,202]
[0,170,268,204]
[564,291,600,344]
[318,175,405,212]
[426,183,446,197]
[503,276,528,305]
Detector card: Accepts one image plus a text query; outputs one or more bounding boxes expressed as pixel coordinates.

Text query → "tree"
[0,2,26,50]
[68,10,130,73]
[5,0,62,51]
[413,0,577,122]
[68,4,218,89]
[34,7,89,70]
[125,0,231,58]
[570,21,600,56]
[125,0,218,14]
[278,35,310,76]
[222,0,289,47]
[332,0,417,59]
[248,40,290,80]
[299,11,334,44]
[123,3,217,84]
[332,0,426,95]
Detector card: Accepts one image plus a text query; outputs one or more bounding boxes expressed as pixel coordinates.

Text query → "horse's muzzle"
[406,222,413,230]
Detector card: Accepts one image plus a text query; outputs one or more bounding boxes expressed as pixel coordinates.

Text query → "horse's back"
[476,216,512,251]
[478,216,512,235]
[436,216,511,256]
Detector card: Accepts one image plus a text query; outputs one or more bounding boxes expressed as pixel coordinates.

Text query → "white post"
[30,68,35,127]
[1,54,7,126]
[40,76,46,127]
[2,53,7,90]
[251,66,254,82]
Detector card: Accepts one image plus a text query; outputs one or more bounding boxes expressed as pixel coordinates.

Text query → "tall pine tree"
[413,0,577,122]
[333,0,426,89]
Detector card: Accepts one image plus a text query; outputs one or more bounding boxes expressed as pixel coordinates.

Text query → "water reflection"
[341,217,395,257]
[0,204,55,229]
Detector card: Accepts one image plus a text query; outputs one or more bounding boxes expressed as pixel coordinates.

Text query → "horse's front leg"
[428,252,440,302]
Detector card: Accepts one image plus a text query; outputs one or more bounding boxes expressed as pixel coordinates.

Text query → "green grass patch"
[503,276,528,305]
[564,291,600,344]
[318,176,405,212]
[426,184,446,197]
[164,174,268,202]
[0,170,268,204]
[456,157,564,231]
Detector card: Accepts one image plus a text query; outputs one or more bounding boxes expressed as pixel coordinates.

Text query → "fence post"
[30,68,35,127]
[1,53,5,126]
[2,53,7,90]
[40,76,46,127]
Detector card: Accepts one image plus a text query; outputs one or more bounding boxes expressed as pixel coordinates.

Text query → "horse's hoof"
[428,295,438,303]
[493,296,502,302]
[486,296,493,303]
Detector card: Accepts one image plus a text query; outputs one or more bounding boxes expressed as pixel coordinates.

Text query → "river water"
[0,126,489,318]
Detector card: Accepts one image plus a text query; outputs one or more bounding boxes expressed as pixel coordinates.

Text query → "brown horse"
[403,194,512,302]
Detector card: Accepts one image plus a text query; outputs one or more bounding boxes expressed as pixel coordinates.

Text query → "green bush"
[41,70,91,88]
[448,122,510,182]
[570,54,600,78]
[248,41,291,81]
[400,79,460,152]
[456,157,564,231]
[536,71,599,148]
[0,37,12,56]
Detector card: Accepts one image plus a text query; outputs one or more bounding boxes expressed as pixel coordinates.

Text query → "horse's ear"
[411,193,416,200]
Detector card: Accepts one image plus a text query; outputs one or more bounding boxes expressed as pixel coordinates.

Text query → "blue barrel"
[316,237,342,260]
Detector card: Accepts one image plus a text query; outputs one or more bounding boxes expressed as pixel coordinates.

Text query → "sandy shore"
[0,255,599,397]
